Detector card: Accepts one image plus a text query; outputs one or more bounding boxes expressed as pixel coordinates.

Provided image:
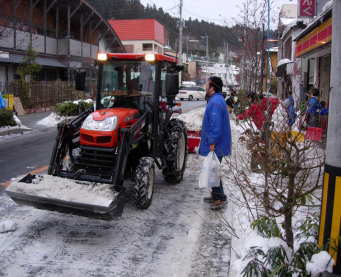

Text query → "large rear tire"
[163,119,188,184]
[134,157,155,209]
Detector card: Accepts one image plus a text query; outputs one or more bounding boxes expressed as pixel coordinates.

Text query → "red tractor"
[7,53,188,220]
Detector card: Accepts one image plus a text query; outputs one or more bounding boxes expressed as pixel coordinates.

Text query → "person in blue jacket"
[199,76,232,210]
[306,89,321,127]
[282,91,297,127]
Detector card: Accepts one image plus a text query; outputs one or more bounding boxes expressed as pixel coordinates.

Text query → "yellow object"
[330,176,341,262]
[3,94,14,110]
[271,131,305,144]
[319,173,329,248]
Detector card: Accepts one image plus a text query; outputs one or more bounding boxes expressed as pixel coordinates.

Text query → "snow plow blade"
[6,174,125,220]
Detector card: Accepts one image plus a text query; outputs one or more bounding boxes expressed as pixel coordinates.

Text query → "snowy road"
[0,105,232,277]
[0,155,230,277]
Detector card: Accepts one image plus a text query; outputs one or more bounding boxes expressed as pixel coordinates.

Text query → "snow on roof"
[280,17,297,26]
[322,0,334,12]
[267,47,279,53]
[277,59,292,67]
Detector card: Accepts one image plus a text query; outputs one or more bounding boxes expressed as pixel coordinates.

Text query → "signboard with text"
[299,0,316,17]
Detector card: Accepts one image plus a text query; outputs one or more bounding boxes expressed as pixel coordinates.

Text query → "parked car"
[181,81,197,87]
[176,86,206,101]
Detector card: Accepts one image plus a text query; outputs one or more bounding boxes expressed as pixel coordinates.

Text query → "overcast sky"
[140,0,295,27]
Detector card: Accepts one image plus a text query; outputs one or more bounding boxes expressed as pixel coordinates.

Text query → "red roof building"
[108,19,168,54]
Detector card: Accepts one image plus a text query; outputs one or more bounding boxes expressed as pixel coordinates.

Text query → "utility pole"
[205,34,209,60]
[266,0,271,92]
[260,23,265,92]
[178,0,183,65]
[319,0,341,274]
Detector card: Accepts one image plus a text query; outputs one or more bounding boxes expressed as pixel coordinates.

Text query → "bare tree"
[227,104,324,249]
[234,0,279,93]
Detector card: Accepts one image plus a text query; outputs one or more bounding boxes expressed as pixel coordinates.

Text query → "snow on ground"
[0,155,231,277]
[306,251,334,276]
[222,114,326,276]
[0,114,30,131]
[72,99,93,105]
[173,107,205,131]
[0,106,231,277]
[0,220,17,234]
[36,112,65,127]
[7,175,117,208]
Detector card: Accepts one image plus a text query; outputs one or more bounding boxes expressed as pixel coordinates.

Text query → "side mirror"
[165,73,179,97]
[75,72,86,91]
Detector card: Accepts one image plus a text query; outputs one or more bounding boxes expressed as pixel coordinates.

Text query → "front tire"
[134,157,155,209]
[163,119,188,184]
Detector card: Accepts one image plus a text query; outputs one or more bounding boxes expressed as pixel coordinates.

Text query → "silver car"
[176,86,206,101]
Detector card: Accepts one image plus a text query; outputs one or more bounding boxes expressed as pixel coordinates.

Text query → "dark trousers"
[211,157,227,201]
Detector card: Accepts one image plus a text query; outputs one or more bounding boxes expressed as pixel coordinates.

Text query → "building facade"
[294,7,332,103]
[109,19,168,54]
[0,0,124,90]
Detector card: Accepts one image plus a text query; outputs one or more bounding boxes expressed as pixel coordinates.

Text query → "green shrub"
[242,216,321,277]
[55,101,93,117]
[0,110,16,127]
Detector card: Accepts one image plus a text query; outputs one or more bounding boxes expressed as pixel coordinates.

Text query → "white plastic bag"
[198,152,221,188]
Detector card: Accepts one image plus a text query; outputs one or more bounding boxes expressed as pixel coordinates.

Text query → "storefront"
[295,10,332,103]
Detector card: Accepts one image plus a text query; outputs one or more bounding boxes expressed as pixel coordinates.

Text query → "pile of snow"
[72,99,93,105]
[173,107,204,131]
[0,114,28,129]
[36,113,65,127]
[306,251,334,276]
[0,220,17,233]
[7,174,117,208]
[13,115,22,127]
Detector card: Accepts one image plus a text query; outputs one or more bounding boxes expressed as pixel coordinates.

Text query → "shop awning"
[0,54,66,68]
[295,11,332,58]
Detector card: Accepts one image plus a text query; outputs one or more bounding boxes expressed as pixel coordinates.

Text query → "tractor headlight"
[82,115,118,131]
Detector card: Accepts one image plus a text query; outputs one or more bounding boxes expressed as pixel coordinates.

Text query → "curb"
[0,127,32,137]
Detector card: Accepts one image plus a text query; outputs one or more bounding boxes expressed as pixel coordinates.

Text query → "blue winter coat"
[307,97,321,115]
[287,96,297,126]
[199,92,232,158]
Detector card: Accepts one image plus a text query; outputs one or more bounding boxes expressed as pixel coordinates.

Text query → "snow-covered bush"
[241,216,327,276]
[55,100,93,116]
[0,110,16,127]
[230,105,324,250]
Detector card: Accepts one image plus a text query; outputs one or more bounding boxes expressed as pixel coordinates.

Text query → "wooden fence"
[0,80,91,109]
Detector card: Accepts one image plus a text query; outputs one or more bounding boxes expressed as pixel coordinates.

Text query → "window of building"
[143,43,153,51]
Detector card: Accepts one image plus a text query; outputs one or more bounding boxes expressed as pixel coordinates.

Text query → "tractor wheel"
[134,157,155,209]
[163,119,188,184]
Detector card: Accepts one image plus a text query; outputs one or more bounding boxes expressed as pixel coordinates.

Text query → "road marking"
[0,165,48,188]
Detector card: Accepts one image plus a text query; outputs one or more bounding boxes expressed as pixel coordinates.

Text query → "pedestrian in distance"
[306,89,321,127]
[282,91,297,127]
[199,76,232,210]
